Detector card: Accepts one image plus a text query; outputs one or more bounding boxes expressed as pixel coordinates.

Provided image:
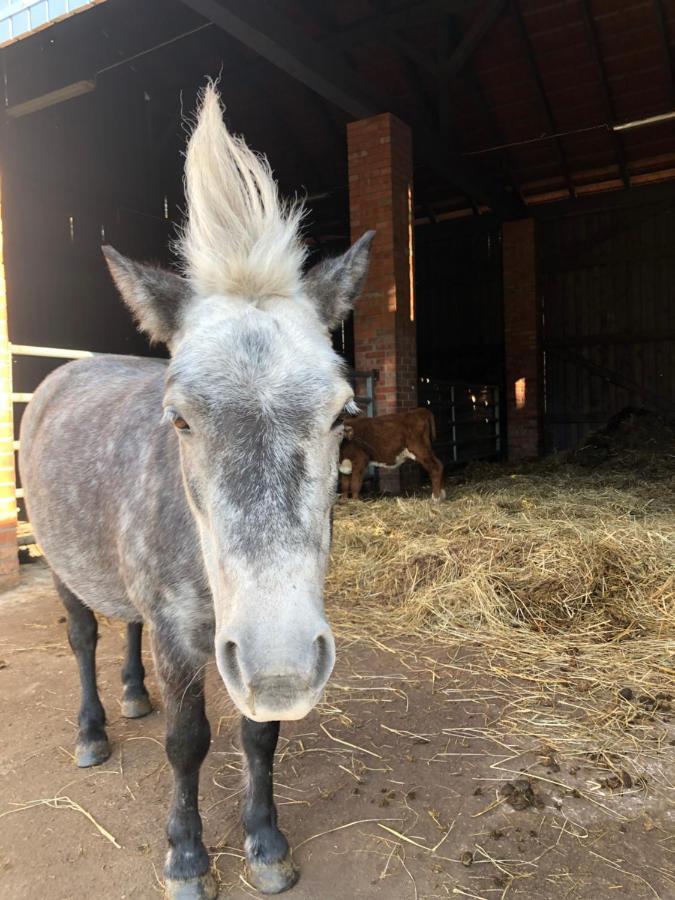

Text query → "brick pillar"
[503,219,543,460]
[0,175,19,590]
[348,113,417,493]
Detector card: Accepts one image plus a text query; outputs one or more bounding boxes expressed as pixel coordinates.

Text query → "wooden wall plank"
[540,188,675,451]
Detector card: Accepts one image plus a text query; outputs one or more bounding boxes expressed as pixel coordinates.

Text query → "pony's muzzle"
[217,630,336,722]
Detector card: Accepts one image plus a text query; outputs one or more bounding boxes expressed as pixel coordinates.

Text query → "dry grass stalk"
[0,795,121,848]
[293,816,402,853]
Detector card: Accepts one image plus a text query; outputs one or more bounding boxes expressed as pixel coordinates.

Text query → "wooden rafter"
[445,0,508,80]
[328,0,466,52]
[383,1,523,211]
[652,0,675,104]
[511,0,574,198]
[580,0,629,189]
[437,17,454,149]
[179,0,520,216]
[430,16,474,209]
[369,0,519,212]
[354,0,506,83]
[318,0,464,207]
[444,14,525,212]
[179,0,378,118]
[358,0,435,127]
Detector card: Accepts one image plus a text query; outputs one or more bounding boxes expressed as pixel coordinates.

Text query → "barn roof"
[0,0,106,49]
[2,0,675,222]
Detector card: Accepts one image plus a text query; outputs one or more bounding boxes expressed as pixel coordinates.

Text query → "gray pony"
[19,84,373,898]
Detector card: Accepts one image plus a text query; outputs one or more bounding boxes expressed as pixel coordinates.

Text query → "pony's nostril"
[312,633,335,689]
[315,634,328,668]
[221,640,244,692]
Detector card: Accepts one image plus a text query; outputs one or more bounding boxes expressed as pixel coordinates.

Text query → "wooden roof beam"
[511,0,575,198]
[444,0,508,79]
[580,0,629,189]
[437,17,456,150]
[178,0,520,216]
[179,0,378,119]
[371,0,523,211]
[444,13,526,213]
[652,0,675,105]
[352,0,506,83]
[328,0,467,52]
[365,0,522,215]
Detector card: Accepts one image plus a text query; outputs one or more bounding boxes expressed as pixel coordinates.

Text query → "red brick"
[348,114,416,431]
[503,219,543,460]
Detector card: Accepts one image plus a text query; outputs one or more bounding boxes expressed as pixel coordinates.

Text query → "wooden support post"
[503,219,543,460]
[348,113,418,493]
[0,174,19,591]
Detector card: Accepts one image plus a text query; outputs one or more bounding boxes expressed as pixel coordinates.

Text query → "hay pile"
[327,440,675,781]
[570,406,675,475]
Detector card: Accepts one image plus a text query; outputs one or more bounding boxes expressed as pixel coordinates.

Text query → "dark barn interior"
[1,0,675,478]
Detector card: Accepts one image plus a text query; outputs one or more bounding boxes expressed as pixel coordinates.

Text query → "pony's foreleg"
[241,718,298,894]
[153,640,216,900]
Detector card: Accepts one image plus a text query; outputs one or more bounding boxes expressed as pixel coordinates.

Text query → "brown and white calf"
[339,407,445,500]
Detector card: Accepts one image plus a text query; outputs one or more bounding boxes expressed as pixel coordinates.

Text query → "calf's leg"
[153,639,216,900]
[339,472,351,499]
[121,622,152,718]
[350,451,369,500]
[54,574,110,768]
[351,468,364,499]
[241,718,297,894]
[407,441,446,501]
[425,454,446,501]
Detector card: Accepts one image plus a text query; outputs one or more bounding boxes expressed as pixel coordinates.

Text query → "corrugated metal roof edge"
[0,0,108,51]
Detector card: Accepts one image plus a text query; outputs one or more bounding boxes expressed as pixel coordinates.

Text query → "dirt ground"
[1,562,673,900]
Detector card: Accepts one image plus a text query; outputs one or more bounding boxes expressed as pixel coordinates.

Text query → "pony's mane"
[178,84,307,300]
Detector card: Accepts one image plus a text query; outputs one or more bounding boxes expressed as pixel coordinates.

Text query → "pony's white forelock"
[178,83,307,301]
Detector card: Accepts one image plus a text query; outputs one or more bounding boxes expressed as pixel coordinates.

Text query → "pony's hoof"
[121,694,153,719]
[247,854,298,894]
[164,872,218,900]
[75,737,111,768]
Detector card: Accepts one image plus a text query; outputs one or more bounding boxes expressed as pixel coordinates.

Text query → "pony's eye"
[332,399,358,431]
[165,408,191,433]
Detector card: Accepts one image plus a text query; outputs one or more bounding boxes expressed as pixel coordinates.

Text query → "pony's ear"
[102,246,190,346]
[304,231,375,331]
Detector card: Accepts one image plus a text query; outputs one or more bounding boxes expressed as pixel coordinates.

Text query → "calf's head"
[104,85,373,721]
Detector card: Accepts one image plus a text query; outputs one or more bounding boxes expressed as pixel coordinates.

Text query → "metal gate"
[348,369,377,417]
[418,376,501,464]
[10,343,103,512]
